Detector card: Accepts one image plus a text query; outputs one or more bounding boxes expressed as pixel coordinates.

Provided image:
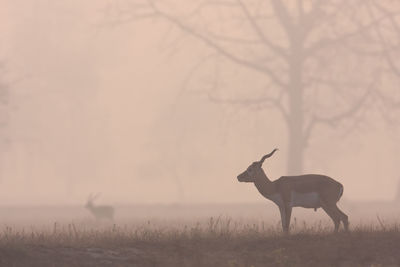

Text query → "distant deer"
[85,193,114,220]
[237,149,349,233]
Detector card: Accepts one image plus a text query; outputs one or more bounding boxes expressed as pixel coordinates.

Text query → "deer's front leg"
[279,205,292,233]
[278,205,286,232]
[284,205,292,232]
[278,205,292,233]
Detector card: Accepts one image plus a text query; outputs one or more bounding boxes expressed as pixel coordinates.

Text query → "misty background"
[1,0,400,206]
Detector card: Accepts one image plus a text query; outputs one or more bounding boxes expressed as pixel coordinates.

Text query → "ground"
[0,203,399,266]
[1,224,400,266]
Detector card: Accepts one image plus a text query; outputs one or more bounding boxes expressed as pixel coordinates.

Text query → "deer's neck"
[254,170,276,198]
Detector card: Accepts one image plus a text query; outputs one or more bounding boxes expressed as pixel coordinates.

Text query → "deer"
[85,193,114,220]
[237,149,349,233]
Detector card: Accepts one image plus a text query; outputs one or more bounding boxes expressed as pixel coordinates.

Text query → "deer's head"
[85,193,100,209]
[237,149,278,183]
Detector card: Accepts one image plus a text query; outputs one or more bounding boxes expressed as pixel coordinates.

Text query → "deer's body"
[238,149,349,233]
[258,175,343,208]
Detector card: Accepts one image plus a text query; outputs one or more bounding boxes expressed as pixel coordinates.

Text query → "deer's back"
[275,174,343,194]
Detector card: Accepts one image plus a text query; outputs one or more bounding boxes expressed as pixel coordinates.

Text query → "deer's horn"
[260,148,278,164]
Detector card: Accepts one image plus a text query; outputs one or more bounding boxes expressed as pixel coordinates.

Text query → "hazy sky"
[0,1,399,205]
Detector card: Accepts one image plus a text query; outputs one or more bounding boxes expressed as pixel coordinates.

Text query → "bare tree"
[368,2,400,120]
[105,0,400,174]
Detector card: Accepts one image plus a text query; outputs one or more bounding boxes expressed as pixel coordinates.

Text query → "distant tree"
[0,62,8,124]
[106,0,400,174]
[0,62,9,144]
[0,61,10,181]
[395,178,400,202]
[368,2,400,119]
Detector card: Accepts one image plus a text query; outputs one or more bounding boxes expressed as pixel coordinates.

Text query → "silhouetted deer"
[85,193,114,220]
[237,148,349,233]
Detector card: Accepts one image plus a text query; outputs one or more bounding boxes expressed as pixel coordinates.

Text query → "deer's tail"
[338,185,344,201]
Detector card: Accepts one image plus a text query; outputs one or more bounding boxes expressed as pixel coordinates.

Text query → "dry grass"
[0,217,399,267]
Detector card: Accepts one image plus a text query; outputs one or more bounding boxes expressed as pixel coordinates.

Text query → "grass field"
[0,203,398,266]
[0,217,399,267]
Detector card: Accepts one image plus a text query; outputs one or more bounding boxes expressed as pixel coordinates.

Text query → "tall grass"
[0,216,398,246]
[1,218,400,266]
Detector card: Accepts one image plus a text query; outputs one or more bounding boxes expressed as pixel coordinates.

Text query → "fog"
[1,0,400,207]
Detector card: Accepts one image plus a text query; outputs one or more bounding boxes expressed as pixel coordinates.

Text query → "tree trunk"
[287,42,305,175]
[287,118,304,175]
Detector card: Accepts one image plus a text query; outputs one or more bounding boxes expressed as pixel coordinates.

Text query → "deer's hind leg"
[320,201,341,232]
[333,205,349,231]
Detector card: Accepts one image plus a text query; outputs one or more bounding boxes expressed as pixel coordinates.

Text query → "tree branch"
[208,93,289,120]
[205,67,289,120]
[313,83,373,126]
[304,10,394,58]
[368,2,400,76]
[270,0,294,35]
[236,0,288,58]
[146,0,286,88]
